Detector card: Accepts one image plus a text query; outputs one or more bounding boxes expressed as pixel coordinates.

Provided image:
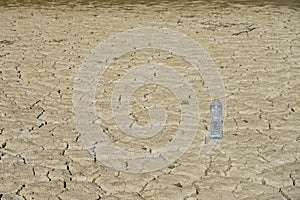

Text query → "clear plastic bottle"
[209,97,223,139]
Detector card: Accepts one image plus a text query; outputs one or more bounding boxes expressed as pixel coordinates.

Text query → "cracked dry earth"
[0,0,300,200]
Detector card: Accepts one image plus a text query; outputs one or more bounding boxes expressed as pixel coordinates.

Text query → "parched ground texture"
[0,0,299,199]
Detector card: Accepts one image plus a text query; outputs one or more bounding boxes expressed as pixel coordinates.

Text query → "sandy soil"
[0,0,299,199]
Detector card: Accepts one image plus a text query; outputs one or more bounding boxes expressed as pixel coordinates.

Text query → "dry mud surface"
[0,0,299,199]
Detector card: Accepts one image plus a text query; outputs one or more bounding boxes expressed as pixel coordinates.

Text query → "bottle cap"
[214,96,219,100]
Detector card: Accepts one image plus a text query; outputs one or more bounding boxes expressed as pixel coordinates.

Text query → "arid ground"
[0,0,299,199]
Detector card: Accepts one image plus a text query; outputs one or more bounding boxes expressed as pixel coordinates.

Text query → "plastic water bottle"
[209,97,223,139]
